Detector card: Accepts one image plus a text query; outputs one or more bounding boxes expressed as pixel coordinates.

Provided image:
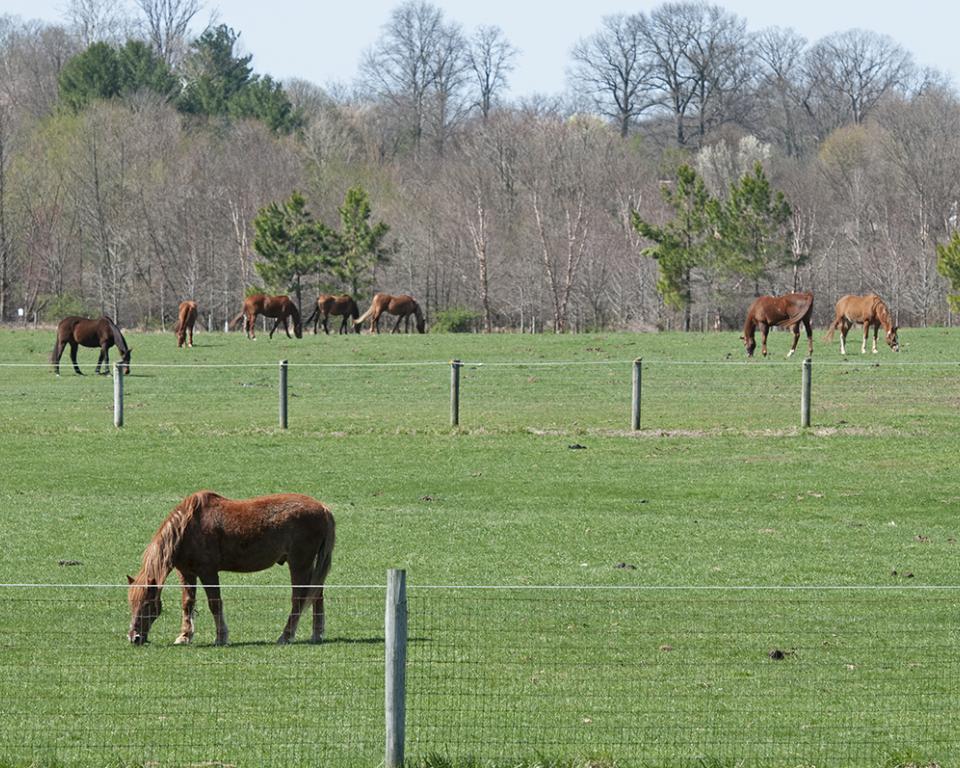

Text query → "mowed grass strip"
[1,327,959,766]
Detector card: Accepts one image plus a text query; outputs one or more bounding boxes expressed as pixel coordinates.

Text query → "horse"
[174,300,198,348]
[304,294,360,335]
[355,292,426,334]
[823,293,900,355]
[741,291,814,358]
[127,490,335,646]
[51,316,132,376]
[229,294,302,340]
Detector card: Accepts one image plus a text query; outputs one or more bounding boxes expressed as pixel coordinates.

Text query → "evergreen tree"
[632,165,718,330]
[327,187,392,297]
[717,162,794,292]
[252,191,325,313]
[936,230,960,313]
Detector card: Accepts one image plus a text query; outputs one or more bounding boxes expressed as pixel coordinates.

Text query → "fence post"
[279,360,288,429]
[801,357,812,428]
[450,359,461,427]
[631,358,642,431]
[113,362,124,428]
[385,568,408,768]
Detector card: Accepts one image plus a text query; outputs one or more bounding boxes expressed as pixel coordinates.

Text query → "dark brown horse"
[127,491,335,646]
[355,292,426,334]
[174,300,198,348]
[52,316,132,375]
[304,294,360,335]
[742,291,814,358]
[229,294,302,340]
[824,293,899,355]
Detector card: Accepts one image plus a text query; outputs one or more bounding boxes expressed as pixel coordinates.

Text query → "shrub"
[432,307,481,333]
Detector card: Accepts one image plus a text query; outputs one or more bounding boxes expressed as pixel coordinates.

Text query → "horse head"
[886,326,900,352]
[127,575,162,645]
[741,334,756,357]
[120,348,132,375]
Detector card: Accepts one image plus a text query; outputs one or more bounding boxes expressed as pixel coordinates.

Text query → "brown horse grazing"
[824,293,899,355]
[229,294,302,340]
[174,300,198,348]
[355,292,426,334]
[127,491,335,646]
[304,294,360,335]
[742,291,814,358]
[52,316,132,376]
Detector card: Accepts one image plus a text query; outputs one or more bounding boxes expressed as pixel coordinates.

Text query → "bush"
[38,293,95,322]
[432,306,481,333]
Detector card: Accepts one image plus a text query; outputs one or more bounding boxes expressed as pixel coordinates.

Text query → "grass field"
[1,325,960,767]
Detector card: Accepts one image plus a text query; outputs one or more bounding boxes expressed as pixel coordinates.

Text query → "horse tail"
[303,304,319,327]
[229,310,246,330]
[355,305,374,326]
[823,315,840,342]
[313,510,335,588]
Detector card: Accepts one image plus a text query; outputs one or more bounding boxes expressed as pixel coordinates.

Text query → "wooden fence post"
[279,360,288,429]
[801,357,812,428]
[113,362,124,428]
[631,358,642,431]
[450,359,461,427]
[385,568,408,768]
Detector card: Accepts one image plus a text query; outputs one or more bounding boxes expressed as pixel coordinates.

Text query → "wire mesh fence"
[2,358,960,434]
[3,583,960,766]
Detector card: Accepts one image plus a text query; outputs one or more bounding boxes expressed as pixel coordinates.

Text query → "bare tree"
[467,25,517,120]
[360,0,469,155]
[66,0,137,46]
[133,0,202,67]
[803,29,914,137]
[570,13,655,137]
[753,27,813,157]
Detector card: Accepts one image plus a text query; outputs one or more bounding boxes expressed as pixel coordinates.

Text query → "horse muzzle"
[128,631,146,645]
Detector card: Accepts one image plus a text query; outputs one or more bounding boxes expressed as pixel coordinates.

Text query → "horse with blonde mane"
[304,294,360,334]
[127,491,335,646]
[741,291,814,358]
[355,292,425,334]
[229,294,302,340]
[52,316,132,375]
[824,293,899,355]
[174,300,197,348]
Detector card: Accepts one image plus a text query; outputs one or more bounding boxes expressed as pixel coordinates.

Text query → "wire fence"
[3,582,960,766]
[2,358,960,434]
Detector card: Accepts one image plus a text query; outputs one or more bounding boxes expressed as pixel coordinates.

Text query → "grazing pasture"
[1,327,960,766]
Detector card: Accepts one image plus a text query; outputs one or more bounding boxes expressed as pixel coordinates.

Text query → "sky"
[3,0,959,96]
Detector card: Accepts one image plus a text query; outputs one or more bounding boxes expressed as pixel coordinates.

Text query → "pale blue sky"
[3,0,959,95]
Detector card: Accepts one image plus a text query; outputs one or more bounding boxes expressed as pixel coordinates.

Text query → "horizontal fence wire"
[3,358,960,434]
[0,585,386,768]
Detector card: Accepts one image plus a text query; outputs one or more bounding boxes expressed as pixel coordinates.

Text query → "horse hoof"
[276,635,290,645]
[213,637,229,646]
[174,634,192,645]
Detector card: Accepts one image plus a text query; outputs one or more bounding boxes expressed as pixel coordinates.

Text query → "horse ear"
[127,575,134,585]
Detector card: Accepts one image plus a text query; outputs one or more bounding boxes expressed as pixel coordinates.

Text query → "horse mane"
[103,316,129,354]
[872,295,894,329]
[136,491,214,586]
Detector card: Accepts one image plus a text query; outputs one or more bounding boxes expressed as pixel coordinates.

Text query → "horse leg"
[279,564,313,644]
[97,345,110,375]
[391,314,403,333]
[283,317,292,338]
[786,323,800,358]
[187,325,194,348]
[323,315,331,335]
[839,321,849,356]
[201,575,228,645]
[69,342,83,375]
[175,572,198,645]
[759,323,769,357]
[861,321,869,354]
[247,312,257,340]
[871,322,879,354]
[52,339,65,376]
[804,318,813,357]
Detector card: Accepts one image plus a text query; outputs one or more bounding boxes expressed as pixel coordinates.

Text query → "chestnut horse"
[127,491,335,646]
[355,292,425,334]
[52,316,132,375]
[229,294,302,340]
[304,294,360,335]
[174,300,198,348]
[824,293,899,355]
[742,291,814,358]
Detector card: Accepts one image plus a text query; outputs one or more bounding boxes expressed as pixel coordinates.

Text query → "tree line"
[1,0,959,333]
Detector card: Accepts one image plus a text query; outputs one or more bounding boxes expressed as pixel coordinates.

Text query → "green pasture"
[1,325,959,767]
